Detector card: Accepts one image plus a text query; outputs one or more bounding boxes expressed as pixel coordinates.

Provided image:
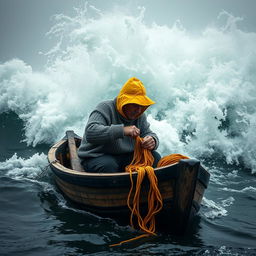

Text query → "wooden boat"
[48,130,210,234]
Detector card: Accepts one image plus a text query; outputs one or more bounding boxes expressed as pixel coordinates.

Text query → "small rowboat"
[48,130,210,233]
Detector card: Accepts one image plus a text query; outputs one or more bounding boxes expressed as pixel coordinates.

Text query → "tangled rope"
[110,136,189,247]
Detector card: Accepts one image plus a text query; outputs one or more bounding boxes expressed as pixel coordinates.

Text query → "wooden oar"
[66,130,84,172]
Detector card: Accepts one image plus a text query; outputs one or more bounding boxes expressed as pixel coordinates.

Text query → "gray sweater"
[78,98,159,159]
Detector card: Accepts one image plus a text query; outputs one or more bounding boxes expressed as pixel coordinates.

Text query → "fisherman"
[78,77,161,172]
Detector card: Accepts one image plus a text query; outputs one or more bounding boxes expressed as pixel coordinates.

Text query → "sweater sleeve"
[85,110,124,144]
[139,114,159,150]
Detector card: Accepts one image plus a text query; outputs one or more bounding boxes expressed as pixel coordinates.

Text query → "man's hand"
[141,136,155,150]
[124,125,140,137]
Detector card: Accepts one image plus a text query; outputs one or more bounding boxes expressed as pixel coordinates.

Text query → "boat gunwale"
[48,138,179,177]
[48,137,210,188]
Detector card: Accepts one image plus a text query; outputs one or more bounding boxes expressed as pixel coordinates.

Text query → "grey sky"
[1,0,255,70]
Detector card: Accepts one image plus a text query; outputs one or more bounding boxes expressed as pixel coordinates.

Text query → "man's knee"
[85,155,119,173]
[101,156,119,172]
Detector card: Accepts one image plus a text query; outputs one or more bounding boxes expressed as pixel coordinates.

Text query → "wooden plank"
[172,159,200,233]
[66,130,84,172]
[55,175,174,208]
[193,181,205,203]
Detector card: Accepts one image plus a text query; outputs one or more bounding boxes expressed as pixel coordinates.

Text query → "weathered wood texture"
[66,130,84,172]
[173,159,200,233]
[55,175,174,208]
[193,181,205,204]
[48,133,210,232]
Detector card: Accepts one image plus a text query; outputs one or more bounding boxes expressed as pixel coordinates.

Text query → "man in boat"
[78,77,161,172]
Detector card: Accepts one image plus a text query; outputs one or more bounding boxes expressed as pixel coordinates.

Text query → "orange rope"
[110,136,189,247]
[157,153,189,167]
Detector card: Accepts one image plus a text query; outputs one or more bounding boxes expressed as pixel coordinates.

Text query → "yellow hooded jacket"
[78,77,159,159]
[116,77,155,118]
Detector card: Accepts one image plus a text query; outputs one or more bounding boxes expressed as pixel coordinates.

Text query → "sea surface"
[0,5,256,256]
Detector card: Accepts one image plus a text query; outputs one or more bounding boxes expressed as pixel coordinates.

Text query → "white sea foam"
[202,197,235,219]
[222,186,256,193]
[226,170,238,179]
[0,153,48,179]
[221,196,235,207]
[0,5,256,172]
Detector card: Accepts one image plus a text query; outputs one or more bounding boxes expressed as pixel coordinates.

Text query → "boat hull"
[48,136,209,233]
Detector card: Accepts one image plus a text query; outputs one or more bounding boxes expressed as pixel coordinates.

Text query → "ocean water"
[0,4,256,255]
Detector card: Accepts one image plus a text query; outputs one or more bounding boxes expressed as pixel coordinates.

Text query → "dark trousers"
[81,151,161,173]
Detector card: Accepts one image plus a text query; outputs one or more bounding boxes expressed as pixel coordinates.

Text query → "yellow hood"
[116,77,155,118]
